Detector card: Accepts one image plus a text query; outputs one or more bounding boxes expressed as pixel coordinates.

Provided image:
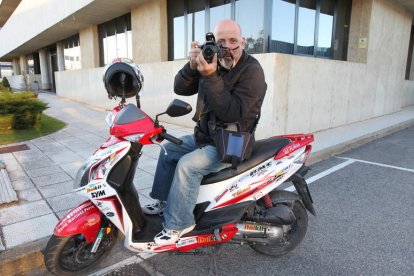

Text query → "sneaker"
[142,200,166,215]
[154,224,196,245]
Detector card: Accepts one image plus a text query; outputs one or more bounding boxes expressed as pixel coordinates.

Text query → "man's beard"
[219,56,234,70]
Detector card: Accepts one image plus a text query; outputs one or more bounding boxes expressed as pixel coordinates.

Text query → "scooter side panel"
[54,200,101,243]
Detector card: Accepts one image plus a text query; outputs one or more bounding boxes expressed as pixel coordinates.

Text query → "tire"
[44,227,118,275]
[249,200,308,257]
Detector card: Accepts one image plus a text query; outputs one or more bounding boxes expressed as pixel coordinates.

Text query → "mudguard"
[289,173,316,216]
[54,200,101,243]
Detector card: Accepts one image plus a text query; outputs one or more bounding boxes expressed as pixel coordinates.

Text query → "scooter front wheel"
[44,228,118,275]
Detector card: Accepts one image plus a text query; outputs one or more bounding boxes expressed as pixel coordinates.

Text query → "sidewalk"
[1,92,414,275]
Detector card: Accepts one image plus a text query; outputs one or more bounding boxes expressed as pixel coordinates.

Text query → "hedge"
[0,92,48,129]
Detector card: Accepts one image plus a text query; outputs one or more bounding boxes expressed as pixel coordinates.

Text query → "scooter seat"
[201,137,291,185]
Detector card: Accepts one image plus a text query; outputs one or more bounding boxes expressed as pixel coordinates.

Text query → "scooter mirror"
[166,99,192,117]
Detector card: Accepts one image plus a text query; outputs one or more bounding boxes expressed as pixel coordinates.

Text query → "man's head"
[213,19,245,69]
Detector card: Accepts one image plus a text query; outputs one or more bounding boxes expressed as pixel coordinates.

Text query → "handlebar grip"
[161,132,183,145]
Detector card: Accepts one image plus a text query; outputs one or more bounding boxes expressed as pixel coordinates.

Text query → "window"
[168,0,186,60]
[210,0,231,32]
[235,0,265,54]
[98,14,132,66]
[317,0,335,57]
[167,0,352,61]
[64,34,81,70]
[270,0,296,54]
[26,55,34,74]
[297,0,316,55]
[187,0,205,48]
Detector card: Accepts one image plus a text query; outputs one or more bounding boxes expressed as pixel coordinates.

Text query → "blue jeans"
[150,134,229,230]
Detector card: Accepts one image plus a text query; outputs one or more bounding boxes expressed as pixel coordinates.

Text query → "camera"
[200,32,222,63]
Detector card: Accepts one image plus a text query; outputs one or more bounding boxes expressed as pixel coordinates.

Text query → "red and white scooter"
[44,62,315,275]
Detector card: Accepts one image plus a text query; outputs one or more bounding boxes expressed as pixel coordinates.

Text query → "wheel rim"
[59,232,114,272]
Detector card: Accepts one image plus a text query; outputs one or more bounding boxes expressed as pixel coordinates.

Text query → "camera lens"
[204,48,213,56]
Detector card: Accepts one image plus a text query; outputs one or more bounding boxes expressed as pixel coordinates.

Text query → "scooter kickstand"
[208,244,222,276]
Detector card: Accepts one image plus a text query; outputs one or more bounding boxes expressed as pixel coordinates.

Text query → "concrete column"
[19,55,28,75]
[79,26,99,69]
[56,42,65,71]
[39,49,50,90]
[12,58,20,75]
[132,0,168,63]
[347,0,372,63]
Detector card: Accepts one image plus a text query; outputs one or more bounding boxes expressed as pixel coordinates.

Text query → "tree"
[2,77,11,91]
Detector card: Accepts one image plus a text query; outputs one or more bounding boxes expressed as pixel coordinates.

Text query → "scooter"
[44,96,315,275]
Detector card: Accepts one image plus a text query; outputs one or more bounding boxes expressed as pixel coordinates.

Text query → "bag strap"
[250,112,261,134]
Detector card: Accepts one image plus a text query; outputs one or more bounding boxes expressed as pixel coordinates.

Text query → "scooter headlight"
[73,157,100,189]
[105,111,116,128]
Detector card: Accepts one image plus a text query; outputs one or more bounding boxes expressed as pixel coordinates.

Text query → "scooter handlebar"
[160,131,183,145]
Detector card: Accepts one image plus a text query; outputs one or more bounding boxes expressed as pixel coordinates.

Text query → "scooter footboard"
[54,200,101,243]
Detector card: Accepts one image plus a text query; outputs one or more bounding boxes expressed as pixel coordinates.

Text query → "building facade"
[0,0,413,138]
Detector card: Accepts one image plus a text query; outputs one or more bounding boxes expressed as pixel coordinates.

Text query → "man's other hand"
[197,53,217,77]
[189,41,201,70]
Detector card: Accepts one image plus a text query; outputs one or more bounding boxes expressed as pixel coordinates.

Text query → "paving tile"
[38,181,74,198]
[20,157,55,170]
[11,178,35,191]
[137,188,154,207]
[0,153,15,161]
[17,188,43,202]
[56,208,72,219]
[12,151,45,162]
[0,200,52,226]
[7,170,29,182]
[32,172,72,187]
[25,165,63,178]
[47,193,86,212]
[46,152,83,165]
[137,157,158,175]
[3,159,23,172]
[2,214,58,248]
[60,161,84,172]
[142,145,161,159]
[133,169,154,189]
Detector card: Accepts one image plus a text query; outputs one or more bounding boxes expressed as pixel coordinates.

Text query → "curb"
[307,118,414,165]
[0,237,48,276]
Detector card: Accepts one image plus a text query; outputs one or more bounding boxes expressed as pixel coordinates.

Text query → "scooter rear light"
[294,145,312,164]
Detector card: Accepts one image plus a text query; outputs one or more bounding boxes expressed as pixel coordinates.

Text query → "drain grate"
[0,144,30,154]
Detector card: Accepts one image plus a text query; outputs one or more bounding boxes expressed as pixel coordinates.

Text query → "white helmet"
[103,58,144,99]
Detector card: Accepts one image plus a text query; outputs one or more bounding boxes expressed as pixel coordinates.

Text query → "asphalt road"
[107,126,414,276]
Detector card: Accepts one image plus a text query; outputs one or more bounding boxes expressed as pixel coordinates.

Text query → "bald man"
[144,19,267,245]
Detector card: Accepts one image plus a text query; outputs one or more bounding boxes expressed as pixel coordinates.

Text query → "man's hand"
[197,53,217,77]
[189,41,201,70]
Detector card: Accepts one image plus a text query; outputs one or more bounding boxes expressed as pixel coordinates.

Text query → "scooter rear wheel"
[44,227,118,275]
[249,200,308,257]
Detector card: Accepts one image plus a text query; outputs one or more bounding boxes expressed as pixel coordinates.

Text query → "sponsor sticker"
[196,236,216,243]
[232,187,250,198]
[177,238,197,247]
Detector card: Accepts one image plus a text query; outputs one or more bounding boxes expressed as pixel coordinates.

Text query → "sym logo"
[91,190,106,198]
[106,212,114,217]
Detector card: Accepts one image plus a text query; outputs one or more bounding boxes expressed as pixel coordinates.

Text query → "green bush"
[2,77,11,91]
[0,92,48,129]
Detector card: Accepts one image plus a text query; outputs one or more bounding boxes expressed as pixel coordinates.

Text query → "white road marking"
[285,159,356,191]
[336,156,414,173]
[88,256,140,276]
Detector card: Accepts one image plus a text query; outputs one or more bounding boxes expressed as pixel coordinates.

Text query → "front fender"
[54,200,101,243]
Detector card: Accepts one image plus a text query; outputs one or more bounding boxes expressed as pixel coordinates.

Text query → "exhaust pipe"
[234,223,284,239]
